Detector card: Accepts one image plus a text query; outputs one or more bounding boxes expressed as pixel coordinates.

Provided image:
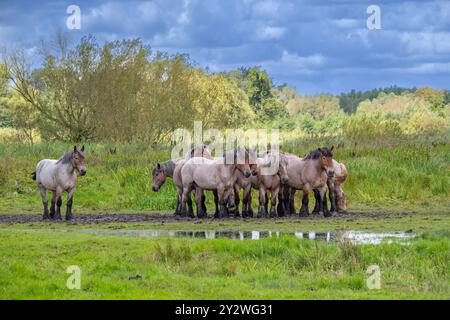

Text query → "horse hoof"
[269,208,277,218]
[324,212,332,218]
[299,211,309,218]
[65,215,73,221]
[312,210,320,215]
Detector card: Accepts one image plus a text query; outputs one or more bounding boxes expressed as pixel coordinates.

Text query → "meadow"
[0,229,448,299]
[0,134,448,214]
[0,135,449,299]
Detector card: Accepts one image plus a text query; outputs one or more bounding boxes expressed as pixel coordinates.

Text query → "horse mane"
[56,152,73,164]
[304,147,333,160]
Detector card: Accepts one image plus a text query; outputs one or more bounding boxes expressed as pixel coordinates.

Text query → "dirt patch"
[0,211,410,225]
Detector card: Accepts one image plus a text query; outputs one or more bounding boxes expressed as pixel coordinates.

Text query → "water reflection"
[77,229,415,244]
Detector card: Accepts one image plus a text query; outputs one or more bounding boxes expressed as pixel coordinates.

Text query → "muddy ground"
[0,211,410,225]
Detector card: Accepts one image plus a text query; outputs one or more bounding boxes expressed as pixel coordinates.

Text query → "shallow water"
[3,228,416,245]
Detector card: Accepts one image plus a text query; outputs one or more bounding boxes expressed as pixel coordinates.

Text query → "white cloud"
[257,26,285,40]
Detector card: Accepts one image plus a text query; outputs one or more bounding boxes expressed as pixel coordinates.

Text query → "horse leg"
[335,184,347,214]
[289,188,296,215]
[187,188,195,218]
[327,177,337,214]
[232,186,241,217]
[213,190,219,218]
[66,188,75,220]
[246,191,254,217]
[312,189,320,214]
[257,187,266,218]
[217,187,228,218]
[180,185,191,217]
[299,188,310,217]
[39,186,49,220]
[55,189,62,220]
[264,191,269,214]
[277,186,285,217]
[195,188,205,218]
[201,191,207,216]
[49,191,56,219]
[269,188,279,218]
[174,187,182,216]
[321,187,331,217]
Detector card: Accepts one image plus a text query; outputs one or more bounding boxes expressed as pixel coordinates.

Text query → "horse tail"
[31,171,36,180]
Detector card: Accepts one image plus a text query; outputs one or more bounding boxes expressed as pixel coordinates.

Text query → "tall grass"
[0,135,448,213]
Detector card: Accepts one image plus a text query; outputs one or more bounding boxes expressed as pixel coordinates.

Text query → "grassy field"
[0,135,449,214]
[0,228,448,299]
[0,137,449,299]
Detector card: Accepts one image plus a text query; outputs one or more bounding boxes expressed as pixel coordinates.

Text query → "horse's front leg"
[289,188,296,215]
[257,187,267,218]
[277,185,285,217]
[213,189,219,217]
[39,185,49,220]
[195,187,206,218]
[54,188,63,220]
[180,185,191,217]
[312,189,320,214]
[216,186,227,218]
[66,187,76,220]
[50,191,56,219]
[201,190,207,216]
[269,187,279,218]
[299,186,310,217]
[321,187,331,217]
[231,185,240,217]
[241,185,251,218]
[327,177,337,214]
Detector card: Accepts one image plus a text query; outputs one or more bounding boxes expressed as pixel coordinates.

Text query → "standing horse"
[313,159,348,214]
[32,146,87,220]
[284,147,334,217]
[249,151,289,218]
[151,145,212,216]
[180,149,253,218]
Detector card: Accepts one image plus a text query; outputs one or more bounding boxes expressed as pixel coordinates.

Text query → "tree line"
[1,35,449,144]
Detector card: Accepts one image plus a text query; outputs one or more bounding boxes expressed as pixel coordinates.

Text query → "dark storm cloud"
[0,0,449,94]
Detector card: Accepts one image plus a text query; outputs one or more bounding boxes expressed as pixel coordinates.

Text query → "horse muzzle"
[152,185,160,192]
[326,170,335,178]
[281,177,289,185]
[79,170,87,176]
[243,171,251,178]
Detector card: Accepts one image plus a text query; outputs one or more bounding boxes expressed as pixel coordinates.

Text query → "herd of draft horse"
[32,144,348,221]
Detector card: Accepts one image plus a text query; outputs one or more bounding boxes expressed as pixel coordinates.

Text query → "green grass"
[0,229,448,299]
[0,136,448,214]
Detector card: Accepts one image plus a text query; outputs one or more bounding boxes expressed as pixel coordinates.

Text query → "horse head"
[72,145,87,176]
[318,146,334,178]
[151,163,166,192]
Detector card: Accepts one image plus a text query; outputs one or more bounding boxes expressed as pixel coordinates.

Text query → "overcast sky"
[1,0,449,94]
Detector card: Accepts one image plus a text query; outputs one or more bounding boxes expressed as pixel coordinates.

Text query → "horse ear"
[81,145,85,152]
[318,147,322,154]
[74,146,77,152]
[157,163,161,169]
[330,145,334,152]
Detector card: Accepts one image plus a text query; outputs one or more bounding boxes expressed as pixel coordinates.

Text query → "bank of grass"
[0,229,448,299]
[0,135,449,214]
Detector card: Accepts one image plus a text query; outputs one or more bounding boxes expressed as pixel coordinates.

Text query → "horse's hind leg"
[327,178,337,213]
[213,190,219,218]
[195,188,206,218]
[39,186,49,220]
[289,188,296,215]
[257,187,266,218]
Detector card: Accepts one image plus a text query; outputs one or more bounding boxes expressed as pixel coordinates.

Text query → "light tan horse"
[152,145,212,216]
[284,147,335,217]
[312,159,348,214]
[247,152,289,218]
[180,149,253,218]
[32,146,87,220]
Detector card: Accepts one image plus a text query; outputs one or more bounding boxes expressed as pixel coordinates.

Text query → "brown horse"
[180,149,253,218]
[249,151,289,218]
[284,146,335,217]
[32,146,87,220]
